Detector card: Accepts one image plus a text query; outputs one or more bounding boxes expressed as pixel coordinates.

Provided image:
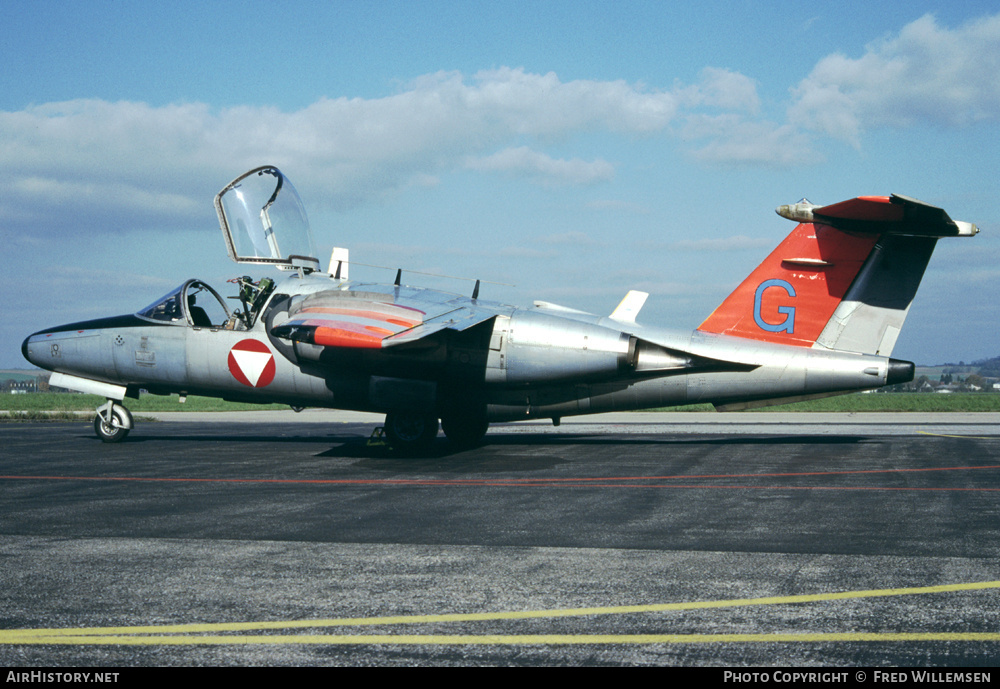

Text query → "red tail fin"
[697,221,878,347]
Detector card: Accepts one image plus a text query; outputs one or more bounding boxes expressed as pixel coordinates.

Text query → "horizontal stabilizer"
[777,195,979,237]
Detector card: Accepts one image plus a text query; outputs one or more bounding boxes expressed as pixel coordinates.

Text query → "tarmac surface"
[2,411,999,667]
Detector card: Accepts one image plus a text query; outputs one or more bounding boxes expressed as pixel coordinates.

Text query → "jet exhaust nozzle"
[886,358,915,386]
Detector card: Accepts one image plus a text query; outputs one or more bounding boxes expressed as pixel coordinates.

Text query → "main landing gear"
[382,412,439,453]
[381,409,490,453]
[440,408,489,450]
[93,400,133,443]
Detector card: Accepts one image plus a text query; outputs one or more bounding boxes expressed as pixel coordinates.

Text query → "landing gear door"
[215,166,321,272]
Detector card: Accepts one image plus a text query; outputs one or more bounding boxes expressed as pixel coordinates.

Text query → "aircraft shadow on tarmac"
[313,432,876,460]
[72,426,875,461]
[78,432,356,445]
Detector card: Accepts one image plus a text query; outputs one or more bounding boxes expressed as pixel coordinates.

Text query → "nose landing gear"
[94,400,133,443]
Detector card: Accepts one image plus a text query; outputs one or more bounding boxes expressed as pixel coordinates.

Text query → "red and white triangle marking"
[228,339,276,387]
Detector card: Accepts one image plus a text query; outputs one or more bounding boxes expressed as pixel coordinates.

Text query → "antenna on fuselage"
[329,247,349,280]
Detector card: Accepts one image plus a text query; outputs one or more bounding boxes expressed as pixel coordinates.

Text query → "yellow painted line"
[2,580,998,645]
[918,431,998,440]
[3,633,1000,646]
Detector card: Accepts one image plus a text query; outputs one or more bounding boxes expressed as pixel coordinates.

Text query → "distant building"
[4,380,37,394]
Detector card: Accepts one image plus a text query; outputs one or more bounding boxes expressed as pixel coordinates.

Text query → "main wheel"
[383,412,439,453]
[441,410,489,449]
[93,406,132,443]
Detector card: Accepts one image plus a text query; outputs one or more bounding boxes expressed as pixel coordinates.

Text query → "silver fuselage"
[23,272,906,422]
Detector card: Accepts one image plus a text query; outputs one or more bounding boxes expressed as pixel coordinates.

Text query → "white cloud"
[495,245,557,259]
[535,231,599,246]
[585,199,651,214]
[13,176,199,218]
[682,115,819,167]
[0,66,806,239]
[678,67,761,113]
[669,234,775,252]
[466,147,615,185]
[6,18,998,244]
[0,69,690,237]
[462,68,679,135]
[789,13,1000,144]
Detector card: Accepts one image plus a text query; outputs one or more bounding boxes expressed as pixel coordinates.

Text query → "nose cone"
[22,313,143,378]
[22,331,49,370]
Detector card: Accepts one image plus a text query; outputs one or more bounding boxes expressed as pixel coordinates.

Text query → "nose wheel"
[93,400,133,443]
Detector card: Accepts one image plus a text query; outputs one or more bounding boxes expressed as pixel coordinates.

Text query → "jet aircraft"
[22,166,979,451]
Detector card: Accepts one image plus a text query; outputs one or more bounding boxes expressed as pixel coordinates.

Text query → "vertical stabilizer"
[697,195,977,355]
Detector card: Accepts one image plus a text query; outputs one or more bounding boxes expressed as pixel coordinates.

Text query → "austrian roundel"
[227,339,276,388]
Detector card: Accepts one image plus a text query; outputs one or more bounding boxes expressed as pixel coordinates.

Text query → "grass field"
[0,393,287,414]
[2,392,999,419]
[656,393,1000,413]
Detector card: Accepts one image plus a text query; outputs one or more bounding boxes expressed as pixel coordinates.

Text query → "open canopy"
[214,166,320,271]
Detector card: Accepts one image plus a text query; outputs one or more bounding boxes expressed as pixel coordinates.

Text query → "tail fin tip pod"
[698,194,978,355]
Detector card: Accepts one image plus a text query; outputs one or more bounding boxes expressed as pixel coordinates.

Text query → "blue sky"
[3,0,999,368]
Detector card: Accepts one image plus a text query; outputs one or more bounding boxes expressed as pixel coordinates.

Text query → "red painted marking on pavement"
[2,463,999,492]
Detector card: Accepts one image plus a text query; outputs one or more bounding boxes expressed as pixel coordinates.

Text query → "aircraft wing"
[269,288,500,349]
